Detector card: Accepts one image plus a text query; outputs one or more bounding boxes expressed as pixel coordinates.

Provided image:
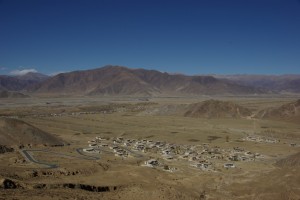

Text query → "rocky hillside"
[0,118,66,147]
[184,99,252,118]
[0,145,14,154]
[256,99,300,122]
[275,152,300,168]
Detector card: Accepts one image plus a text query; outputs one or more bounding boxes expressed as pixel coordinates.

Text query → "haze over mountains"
[1,65,300,97]
[0,72,48,92]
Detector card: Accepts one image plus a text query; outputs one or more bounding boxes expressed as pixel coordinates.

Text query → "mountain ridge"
[1,66,299,96]
[31,65,262,96]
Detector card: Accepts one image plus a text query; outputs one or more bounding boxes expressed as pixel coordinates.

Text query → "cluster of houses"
[30,111,100,118]
[34,103,149,118]
[83,136,264,172]
[241,135,299,148]
[242,135,279,144]
[85,137,130,157]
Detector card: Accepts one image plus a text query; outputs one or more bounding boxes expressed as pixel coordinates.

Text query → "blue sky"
[0,0,300,75]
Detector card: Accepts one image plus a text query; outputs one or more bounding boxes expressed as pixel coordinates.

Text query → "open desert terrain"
[1,95,300,200]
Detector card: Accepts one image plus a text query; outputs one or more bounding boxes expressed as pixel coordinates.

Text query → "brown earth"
[0,96,299,200]
[275,151,300,168]
[0,145,14,154]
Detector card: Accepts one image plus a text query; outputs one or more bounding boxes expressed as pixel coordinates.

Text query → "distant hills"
[214,74,300,93]
[28,66,261,96]
[0,65,300,96]
[255,99,300,123]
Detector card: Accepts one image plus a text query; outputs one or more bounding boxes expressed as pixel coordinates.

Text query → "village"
[242,135,279,144]
[82,135,265,173]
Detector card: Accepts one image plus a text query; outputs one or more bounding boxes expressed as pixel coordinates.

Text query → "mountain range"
[213,74,300,93]
[0,65,299,97]
[30,66,262,96]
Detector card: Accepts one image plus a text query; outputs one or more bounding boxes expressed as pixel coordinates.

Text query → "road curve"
[20,148,100,169]
[20,150,58,169]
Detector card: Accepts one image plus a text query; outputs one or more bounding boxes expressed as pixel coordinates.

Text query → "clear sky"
[0,0,300,75]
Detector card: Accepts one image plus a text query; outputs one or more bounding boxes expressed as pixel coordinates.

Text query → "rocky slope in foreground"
[0,118,66,147]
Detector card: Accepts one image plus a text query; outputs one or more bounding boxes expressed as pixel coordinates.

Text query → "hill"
[275,151,300,168]
[32,65,260,96]
[255,99,300,122]
[0,118,66,147]
[184,99,252,118]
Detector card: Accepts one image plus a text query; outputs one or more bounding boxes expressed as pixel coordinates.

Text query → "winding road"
[20,148,100,169]
[20,144,144,169]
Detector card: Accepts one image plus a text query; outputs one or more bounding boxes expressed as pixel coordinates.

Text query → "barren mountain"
[0,75,30,91]
[32,66,158,96]
[214,74,300,93]
[131,68,259,95]
[0,118,65,146]
[255,99,300,122]
[184,99,252,118]
[32,65,260,96]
